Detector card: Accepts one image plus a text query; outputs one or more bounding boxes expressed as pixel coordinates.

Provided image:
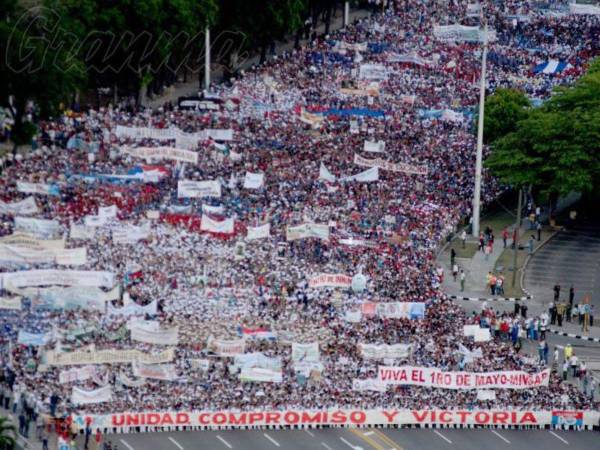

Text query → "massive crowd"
[1,0,599,428]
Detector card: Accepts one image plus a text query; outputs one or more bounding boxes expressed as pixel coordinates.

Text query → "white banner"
[0,232,65,250]
[319,163,337,183]
[7,286,118,311]
[570,3,600,15]
[130,325,179,346]
[209,338,246,356]
[43,348,175,366]
[116,125,233,142]
[71,385,112,405]
[308,273,352,288]
[200,216,234,234]
[378,366,551,389]
[14,217,60,238]
[286,223,329,241]
[477,390,497,401]
[433,25,496,42]
[354,154,427,175]
[0,245,87,266]
[342,167,379,183]
[123,146,199,164]
[16,182,59,196]
[107,300,157,317]
[73,409,600,432]
[202,204,224,215]
[243,172,265,189]
[359,64,388,80]
[118,373,146,387]
[59,366,97,384]
[292,342,320,362]
[352,378,388,392]
[2,270,114,289]
[246,223,270,240]
[0,197,38,215]
[69,225,97,240]
[359,344,411,359]
[112,224,151,244]
[364,140,386,153]
[240,367,282,383]
[0,296,21,309]
[132,362,178,381]
[17,330,51,346]
[98,205,118,219]
[83,215,108,228]
[177,180,221,198]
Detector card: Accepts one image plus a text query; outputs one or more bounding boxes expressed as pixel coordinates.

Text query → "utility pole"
[204,25,211,93]
[511,188,522,288]
[472,22,488,237]
[344,1,350,27]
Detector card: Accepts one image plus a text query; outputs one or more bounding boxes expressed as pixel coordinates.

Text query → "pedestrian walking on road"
[553,283,561,302]
[460,270,465,292]
[569,285,575,306]
[460,229,467,248]
[502,227,509,248]
[450,248,456,267]
[452,263,458,282]
[536,222,542,241]
[528,235,535,254]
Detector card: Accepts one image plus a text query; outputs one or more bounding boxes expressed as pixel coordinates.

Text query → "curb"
[548,328,600,343]
[450,295,532,302]
[520,227,561,298]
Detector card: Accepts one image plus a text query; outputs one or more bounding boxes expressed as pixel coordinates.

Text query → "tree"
[485,59,600,200]
[219,0,307,64]
[0,416,16,450]
[0,1,86,153]
[483,88,530,145]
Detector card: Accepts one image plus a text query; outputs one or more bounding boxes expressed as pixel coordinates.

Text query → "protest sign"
[200,216,234,234]
[240,367,283,383]
[43,348,175,366]
[243,172,265,189]
[0,296,21,310]
[133,363,178,381]
[177,180,221,198]
[14,217,60,238]
[377,366,550,389]
[122,146,199,164]
[72,386,112,405]
[0,197,39,215]
[354,154,428,176]
[292,342,320,362]
[286,223,329,241]
[1,270,114,289]
[130,325,179,346]
[359,344,411,359]
[308,273,352,288]
[246,223,270,240]
[16,182,59,196]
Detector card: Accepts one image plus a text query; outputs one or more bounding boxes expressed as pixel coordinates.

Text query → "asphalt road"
[524,224,600,310]
[100,427,598,450]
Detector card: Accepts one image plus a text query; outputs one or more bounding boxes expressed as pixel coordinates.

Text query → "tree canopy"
[485,59,600,198]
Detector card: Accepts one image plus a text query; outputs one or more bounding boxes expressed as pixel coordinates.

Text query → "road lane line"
[340,436,364,450]
[216,435,233,449]
[373,429,402,450]
[119,439,135,450]
[433,430,453,444]
[305,429,315,437]
[168,437,184,450]
[491,430,510,444]
[348,429,382,450]
[364,431,375,436]
[321,443,333,450]
[549,431,569,444]
[264,433,281,447]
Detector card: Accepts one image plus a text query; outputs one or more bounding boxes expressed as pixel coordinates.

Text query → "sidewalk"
[147,8,373,108]
[438,218,600,341]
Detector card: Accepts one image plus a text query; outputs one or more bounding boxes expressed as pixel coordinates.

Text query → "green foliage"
[483,88,530,145]
[485,58,600,196]
[0,416,16,449]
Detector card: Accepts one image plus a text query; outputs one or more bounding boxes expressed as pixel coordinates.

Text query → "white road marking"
[305,429,315,437]
[321,443,333,450]
[434,430,453,444]
[120,439,135,450]
[216,435,233,449]
[363,431,375,436]
[340,436,364,450]
[549,431,569,444]
[264,433,281,447]
[168,437,184,450]
[491,430,510,444]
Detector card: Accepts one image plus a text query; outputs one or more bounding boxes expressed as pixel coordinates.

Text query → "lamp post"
[472,22,488,237]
